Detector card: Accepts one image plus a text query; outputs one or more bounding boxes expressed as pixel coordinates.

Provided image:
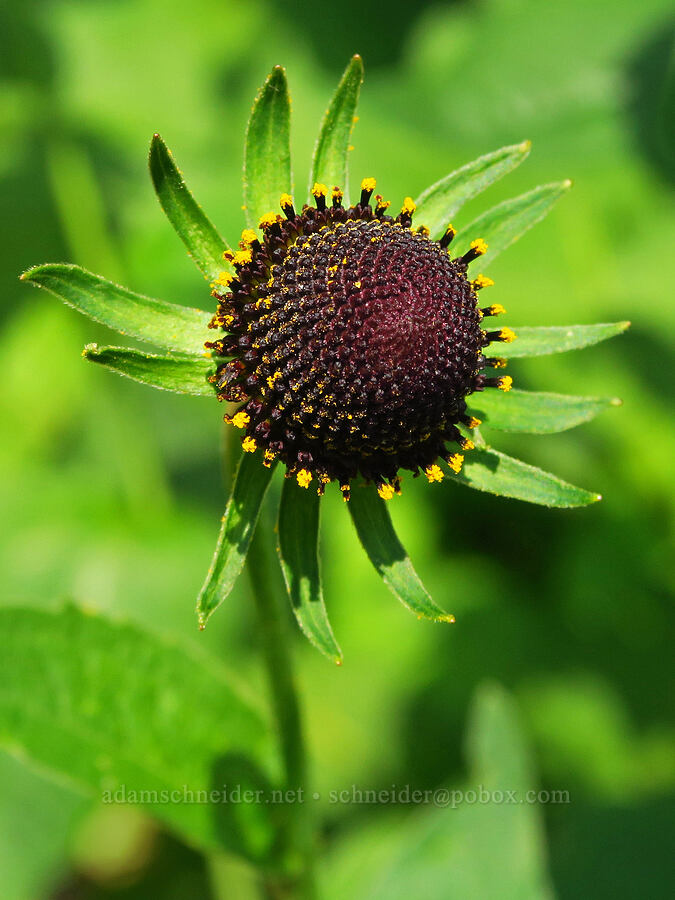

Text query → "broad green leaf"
[452,181,571,269]
[468,388,619,434]
[322,684,554,900]
[348,484,454,623]
[0,606,275,859]
[149,133,231,282]
[244,66,292,228]
[0,751,89,900]
[414,142,531,239]
[310,55,364,204]
[277,480,342,664]
[454,447,599,507]
[83,344,218,397]
[496,321,630,358]
[197,453,277,626]
[21,264,212,354]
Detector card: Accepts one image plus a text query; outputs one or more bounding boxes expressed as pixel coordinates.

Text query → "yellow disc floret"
[231,411,250,429]
[425,464,445,483]
[242,436,257,452]
[296,469,313,488]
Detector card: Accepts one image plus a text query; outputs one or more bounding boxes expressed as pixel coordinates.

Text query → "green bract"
[21,57,628,662]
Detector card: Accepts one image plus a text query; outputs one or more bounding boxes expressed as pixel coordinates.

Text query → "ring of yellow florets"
[206,179,515,499]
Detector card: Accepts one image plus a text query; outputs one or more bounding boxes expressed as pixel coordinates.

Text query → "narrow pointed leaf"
[83,344,218,397]
[415,142,531,239]
[348,485,454,623]
[197,454,277,626]
[454,447,600,507]
[452,181,571,269]
[21,264,211,354]
[468,388,619,434]
[496,321,630,358]
[0,605,274,857]
[244,66,292,228]
[277,481,342,664]
[149,133,230,282]
[310,55,364,204]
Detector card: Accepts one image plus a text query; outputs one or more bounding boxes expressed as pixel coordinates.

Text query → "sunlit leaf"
[21,264,211,354]
[415,142,531,239]
[244,66,292,228]
[468,388,619,434]
[348,485,454,622]
[277,481,342,664]
[310,55,364,204]
[497,322,630,358]
[83,344,218,396]
[149,133,231,282]
[454,447,599,507]
[197,453,277,627]
[452,181,571,268]
[0,605,274,858]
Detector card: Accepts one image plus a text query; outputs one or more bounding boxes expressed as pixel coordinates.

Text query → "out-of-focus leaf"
[21,264,211,354]
[415,142,531,239]
[310,55,364,204]
[496,322,631,358]
[454,447,600,507]
[348,485,454,623]
[83,344,218,396]
[0,751,89,900]
[244,66,292,228]
[149,133,231,282]
[469,388,619,434]
[0,606,274,858]
[197,453,277,627]
[321,684,554,900]
[277,480,342,664]
[452,181,571,268]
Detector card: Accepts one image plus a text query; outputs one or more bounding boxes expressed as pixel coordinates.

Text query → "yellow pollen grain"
[231,411,250,429]
[499,327,517,343]
[242,436,257,452]
[473,275,495,290]
[263,450,276,467]
[467,416,482,428]
[498,375,513,392]
[375,195,390,210]
[232,249,252,267]
[312,182,328,197]
[361,177,377,192]
[447,453,464,474]
[445,223,457,238]
[401,197,416,215]
[280,193,294,209]
[378,483,395,500]
[213,271,233,287]
[266,371,282,389]
[488,303,507,316]
[240,229,258,247]
[462,439,475,451]
[491,357,507,369]
[470,238,488,255]
[425,464,445,483]
[332,187,343,202]
[354,280,361,288]
[258,212,278,229]
[296,469,313,489]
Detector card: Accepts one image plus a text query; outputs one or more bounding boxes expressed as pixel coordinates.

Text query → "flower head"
[21,56,628,662]
[206,178,512,499]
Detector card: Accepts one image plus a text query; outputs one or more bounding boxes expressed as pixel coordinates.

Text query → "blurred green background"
[1,0,673,896]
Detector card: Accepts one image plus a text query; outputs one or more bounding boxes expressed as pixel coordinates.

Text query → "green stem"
[247,497,317,899]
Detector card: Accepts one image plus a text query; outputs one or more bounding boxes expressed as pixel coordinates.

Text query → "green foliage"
[456,447,600,507]
[498,322,631,358]
[0,606,275,859]
[348,484,455,622]
[415,142,531,239]
[21,264,211,354]
[278,481,343,664]
[310,55,364,202]
[322,685,554,899]
[149,134,231,282]
[452,182,571,269]
[244,66,292,227]
[469,389,618,434]
[197,453,278,627]
[82,344,217,396]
